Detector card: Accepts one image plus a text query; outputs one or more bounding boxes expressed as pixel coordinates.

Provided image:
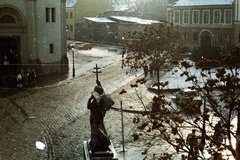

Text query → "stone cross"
[93,64,101,81]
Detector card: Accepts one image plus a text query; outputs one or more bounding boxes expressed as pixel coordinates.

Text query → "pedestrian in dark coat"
[143,65,148,77]
[31,69,36,86]
[16,72,23,89]
[187,129,199,158]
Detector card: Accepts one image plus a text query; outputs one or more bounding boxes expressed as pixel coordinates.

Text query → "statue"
[87,80,115,152]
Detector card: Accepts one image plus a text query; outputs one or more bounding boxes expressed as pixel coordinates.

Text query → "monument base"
[83,140,118,160]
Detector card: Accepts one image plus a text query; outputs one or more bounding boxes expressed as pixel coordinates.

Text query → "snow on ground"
[118,59,239,159]
[155,59,239,90]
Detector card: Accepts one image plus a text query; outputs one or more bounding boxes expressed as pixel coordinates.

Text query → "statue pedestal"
[83,140,118,160]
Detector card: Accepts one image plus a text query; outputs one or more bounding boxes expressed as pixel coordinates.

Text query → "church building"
[0,0,68,75]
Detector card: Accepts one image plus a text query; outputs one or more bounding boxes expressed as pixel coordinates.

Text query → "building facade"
[66,0,78,40]
[167,0,234,51]
[0,0,67,75]
[66,0,113,40]
[234,0,240,46]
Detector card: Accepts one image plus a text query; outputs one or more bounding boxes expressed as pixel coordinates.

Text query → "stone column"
[26,0,38,62]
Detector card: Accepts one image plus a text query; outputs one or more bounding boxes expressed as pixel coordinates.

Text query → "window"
[183,10,189,24]
[183,32,188,40]
[0,15,16,23]
[52,8,55,22]
[50,44,54,53]
[46,8,56,22]
[203,10,210,24]
[225,9,232,24]
[66,12,68,19]
[70,12,73,19]
[168,11,173,23]
[70,25,73,31]
[193,32,198,41]
[213,10,221,24]
[193,10,199,24]
[46,8,50,22]
[174,10,180,24]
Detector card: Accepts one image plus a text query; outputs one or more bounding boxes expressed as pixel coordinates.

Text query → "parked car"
[67,41,75,49]
[171,88,202,113]
[107,47,118,52]
[75,43,92,50]
[74,41,84,49]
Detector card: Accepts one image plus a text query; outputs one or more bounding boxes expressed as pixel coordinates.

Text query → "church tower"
[234,0,240,46]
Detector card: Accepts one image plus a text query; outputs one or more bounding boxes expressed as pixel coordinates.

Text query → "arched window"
[201,31,211,47]
[0,15,16,23]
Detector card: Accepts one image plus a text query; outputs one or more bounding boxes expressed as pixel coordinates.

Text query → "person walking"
[186,129,199,159]
[149,64,153,78]
[143,64,148,78]
[16,71,23,89]
[31,69,36,86]
[23,69,29,87]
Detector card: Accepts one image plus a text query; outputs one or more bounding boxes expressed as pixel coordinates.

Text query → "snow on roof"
[66,0,78,8]
[84,17,116,23]
[110,16,160,25]
[173,0,234,7]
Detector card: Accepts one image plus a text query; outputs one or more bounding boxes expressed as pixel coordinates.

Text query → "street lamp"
[121,37,125,69]
[71,48,75,77]
[154,50,160,97]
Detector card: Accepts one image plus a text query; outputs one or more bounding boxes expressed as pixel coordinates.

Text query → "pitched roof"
[110,16,160,25]
[84,17,116,23]
[66,0,78,8]
[173,0,234,7]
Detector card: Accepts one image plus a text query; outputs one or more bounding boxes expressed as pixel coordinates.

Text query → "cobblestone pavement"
[0,60,151,160]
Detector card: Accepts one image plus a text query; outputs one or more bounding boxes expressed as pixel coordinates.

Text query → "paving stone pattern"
[0,61,150,160]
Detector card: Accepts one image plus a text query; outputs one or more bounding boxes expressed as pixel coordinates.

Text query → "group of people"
[16,68,36,89]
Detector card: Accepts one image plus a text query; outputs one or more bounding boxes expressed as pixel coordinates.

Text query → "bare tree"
[121,23,240,159]
[122,21,185,95]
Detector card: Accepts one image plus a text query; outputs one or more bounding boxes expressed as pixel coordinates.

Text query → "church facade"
[0,0,68,75]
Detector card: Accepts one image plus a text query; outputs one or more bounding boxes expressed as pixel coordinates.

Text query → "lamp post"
[154,50,160,97]
[72,48,75,77]
[121,37,125,69]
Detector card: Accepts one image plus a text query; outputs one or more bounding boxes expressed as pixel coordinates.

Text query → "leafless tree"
[120,22,240,159]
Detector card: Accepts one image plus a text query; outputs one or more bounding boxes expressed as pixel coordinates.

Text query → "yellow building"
[66,0,113,40]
